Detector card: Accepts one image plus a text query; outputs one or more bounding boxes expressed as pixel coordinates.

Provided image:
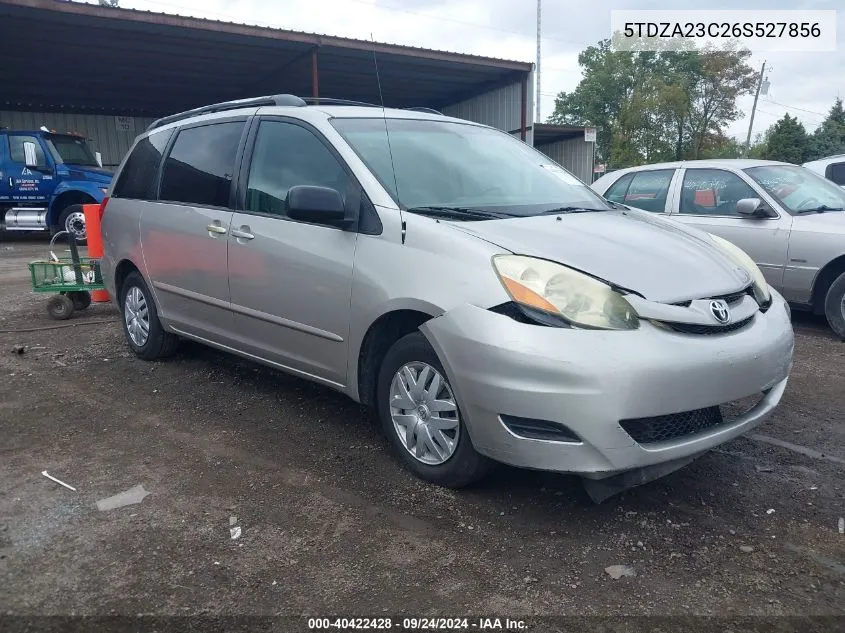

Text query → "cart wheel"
[47,294,75,320]
[69,291,92,311]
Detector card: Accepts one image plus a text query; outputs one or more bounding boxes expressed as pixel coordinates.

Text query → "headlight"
[708,234,771,306]
[492,255,639,330]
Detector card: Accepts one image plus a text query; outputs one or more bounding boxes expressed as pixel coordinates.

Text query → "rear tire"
[47,294,74,320]
[119,271,179,360]
[824,271,845,340]
[376,332,493,488]
[69,291,91,311]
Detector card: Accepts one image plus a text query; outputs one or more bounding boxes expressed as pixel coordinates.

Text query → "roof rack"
[300,97,381,108]
[405,107,443,115]
[147,94,307,130]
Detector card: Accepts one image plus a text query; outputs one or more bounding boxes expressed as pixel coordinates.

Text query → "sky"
[100,0,843,141]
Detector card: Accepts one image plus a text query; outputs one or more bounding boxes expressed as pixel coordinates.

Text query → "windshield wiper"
[796,205,845,214]
[405,206,513,221]
[538,206,609,215]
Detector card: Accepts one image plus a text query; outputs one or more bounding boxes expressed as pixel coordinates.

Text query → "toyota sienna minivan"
[101,95,794,499]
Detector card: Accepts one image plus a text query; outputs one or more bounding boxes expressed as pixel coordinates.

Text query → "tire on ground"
[119,271,179,360]
[57,204,88,245]
[69,291,91,311]
[46,294,74,320]
[376,331,494,487]
[823,270,845,340]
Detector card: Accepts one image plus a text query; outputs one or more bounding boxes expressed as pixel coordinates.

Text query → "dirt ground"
[1,236,844,629]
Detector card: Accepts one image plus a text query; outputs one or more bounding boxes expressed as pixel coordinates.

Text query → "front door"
[140,120,246,343]
[2,134,58,205]
[669,167,792,290]
[228,118,358,387]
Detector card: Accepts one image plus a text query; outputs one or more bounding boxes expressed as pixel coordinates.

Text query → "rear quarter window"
[111,130,173,200]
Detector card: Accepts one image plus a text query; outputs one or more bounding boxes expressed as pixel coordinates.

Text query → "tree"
[99,0,119,6]
[549,38,756,168]
[806,98,845,161]
[762,114,809,164]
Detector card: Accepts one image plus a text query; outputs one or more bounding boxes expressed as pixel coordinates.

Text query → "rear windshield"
[330,117,611,216]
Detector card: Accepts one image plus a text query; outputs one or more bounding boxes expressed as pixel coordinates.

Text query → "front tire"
[824,271,845,340]
[120,272,179,360]
[46,294,74,320]
[377,332,493,488]
[58,204,88,244]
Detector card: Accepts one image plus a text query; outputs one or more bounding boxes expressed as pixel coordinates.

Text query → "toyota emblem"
[710,300,731,324]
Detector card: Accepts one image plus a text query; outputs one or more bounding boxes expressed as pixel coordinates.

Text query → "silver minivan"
[101,96,794,498]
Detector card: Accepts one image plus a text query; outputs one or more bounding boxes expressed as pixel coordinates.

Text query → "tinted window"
[604,173,633,203]
[245,121,349,217]
[679,169,758,216]
[111,130,172,200]
[159,122,244,207]
[8,135,47,167]
[827,162,845,186]
[623,170,674,212]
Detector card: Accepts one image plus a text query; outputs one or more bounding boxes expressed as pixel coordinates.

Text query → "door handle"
[231,226,255,241]
[206,223,228,236]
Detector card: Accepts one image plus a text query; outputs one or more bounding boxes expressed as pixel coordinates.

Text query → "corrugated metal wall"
[535,137,594,184]
[443,79,533,145]
[0,111,153,167]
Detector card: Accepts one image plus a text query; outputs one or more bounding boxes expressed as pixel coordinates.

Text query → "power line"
[761,98,828,118]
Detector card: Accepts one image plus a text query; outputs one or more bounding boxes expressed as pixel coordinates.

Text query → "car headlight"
[708,234,771,306]
[492,255,639,330]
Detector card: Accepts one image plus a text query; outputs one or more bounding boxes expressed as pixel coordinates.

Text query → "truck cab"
[0,128,112,241]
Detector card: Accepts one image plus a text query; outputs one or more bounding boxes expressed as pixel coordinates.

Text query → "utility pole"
[744,60,766,157]
[536,0,541,122]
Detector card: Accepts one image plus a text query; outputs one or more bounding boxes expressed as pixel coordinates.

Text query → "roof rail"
[300,97,381,108]
[147,94,306,131]
[405,107,443,115]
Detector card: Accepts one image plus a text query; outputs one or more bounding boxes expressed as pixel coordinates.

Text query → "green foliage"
[762,114,809,164]
[549,37,757,167]
[806,98,845,161]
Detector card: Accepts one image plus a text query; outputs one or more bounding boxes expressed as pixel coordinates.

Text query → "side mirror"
[287,185,349,227]
[736,197,774,218]
[23,141,38,168]
[95,151,103,168]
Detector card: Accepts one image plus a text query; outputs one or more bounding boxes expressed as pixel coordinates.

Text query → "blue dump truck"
[0,127,112,242]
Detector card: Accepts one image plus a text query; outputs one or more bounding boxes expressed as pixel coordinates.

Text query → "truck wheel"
[58,205,87,244]
[376,332,494,488]
[69,291,92,311]
[47,294,75,320]
[824,271,845,340]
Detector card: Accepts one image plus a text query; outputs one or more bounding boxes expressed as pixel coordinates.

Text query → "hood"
[446,209,752,304]
[61,165,114,183]
[792,210,845,234]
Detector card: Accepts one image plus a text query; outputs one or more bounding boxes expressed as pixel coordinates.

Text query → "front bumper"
[421,290,794,477]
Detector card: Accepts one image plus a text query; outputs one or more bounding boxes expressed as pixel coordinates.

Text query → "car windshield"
[330,117,611,217]
[45,135,99,167]
[744,164,845,213]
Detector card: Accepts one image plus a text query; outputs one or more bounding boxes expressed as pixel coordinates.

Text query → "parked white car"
[592,160,845,339]
[803,154,845,188]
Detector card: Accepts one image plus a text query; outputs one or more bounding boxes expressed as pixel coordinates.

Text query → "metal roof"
[533,123,591,145]
[0,0,532,116]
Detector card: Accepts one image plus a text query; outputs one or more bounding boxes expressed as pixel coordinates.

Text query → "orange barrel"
[83,202,110,303]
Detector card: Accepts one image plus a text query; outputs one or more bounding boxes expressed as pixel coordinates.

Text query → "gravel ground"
[0,237,843,630]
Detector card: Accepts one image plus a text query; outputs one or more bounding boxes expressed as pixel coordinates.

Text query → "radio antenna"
[371,34,405,244]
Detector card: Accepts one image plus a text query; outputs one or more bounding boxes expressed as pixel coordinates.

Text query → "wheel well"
[50,191,97,227]
[113,259,140,304]
[357,310,434,407]
[811,255,845,315]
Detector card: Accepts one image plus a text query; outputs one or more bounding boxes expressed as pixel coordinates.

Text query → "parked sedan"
[592,160,845,339]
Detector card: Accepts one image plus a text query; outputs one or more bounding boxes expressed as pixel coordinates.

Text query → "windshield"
[330,118,611,217]
[744,164,845,213]
[45,135,99,167]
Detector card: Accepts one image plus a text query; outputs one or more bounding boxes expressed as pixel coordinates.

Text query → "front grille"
[620,393,765,445]
[673,286,752,308]
[660,314,755,335]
